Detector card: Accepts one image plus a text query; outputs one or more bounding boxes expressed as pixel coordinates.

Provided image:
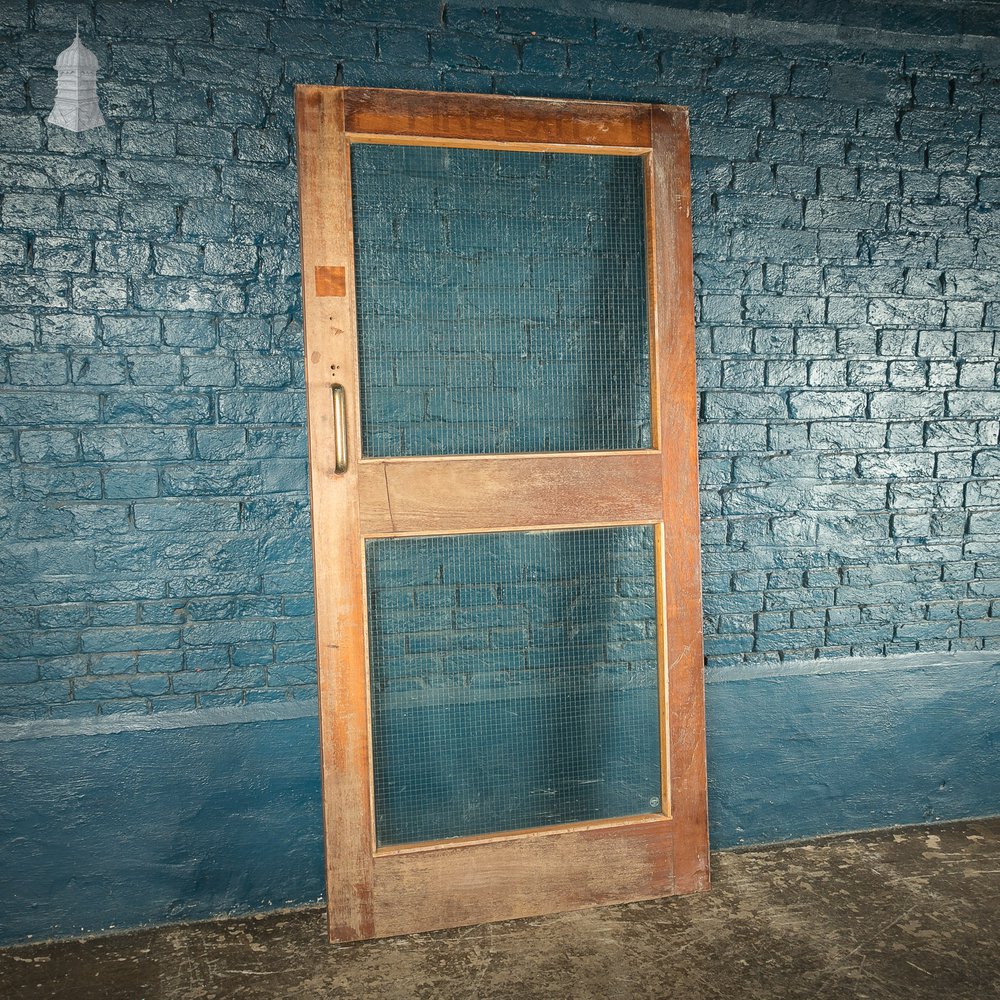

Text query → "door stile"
[650,105,709,894]
[296,86,377,942]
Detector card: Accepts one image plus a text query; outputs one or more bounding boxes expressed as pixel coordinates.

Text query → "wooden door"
[295,86,707,943]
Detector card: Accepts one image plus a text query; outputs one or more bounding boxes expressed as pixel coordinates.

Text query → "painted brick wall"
[2,0,1000,720]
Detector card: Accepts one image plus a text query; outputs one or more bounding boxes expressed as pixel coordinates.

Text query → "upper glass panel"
[350,143,652,457]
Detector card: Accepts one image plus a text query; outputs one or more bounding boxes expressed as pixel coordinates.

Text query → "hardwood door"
[295,86,708,943]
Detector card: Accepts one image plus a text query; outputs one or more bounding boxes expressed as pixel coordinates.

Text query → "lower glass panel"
[366,526,662,847]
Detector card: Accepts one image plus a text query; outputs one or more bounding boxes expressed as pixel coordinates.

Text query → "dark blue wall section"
[707,654,1000,847]
[0,710,323,945]
[2,0,1000,946]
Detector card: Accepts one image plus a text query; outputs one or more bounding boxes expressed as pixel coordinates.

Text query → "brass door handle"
[332,384,348,474]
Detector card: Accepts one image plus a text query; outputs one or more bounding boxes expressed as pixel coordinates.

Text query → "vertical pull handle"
[332,384,348,474]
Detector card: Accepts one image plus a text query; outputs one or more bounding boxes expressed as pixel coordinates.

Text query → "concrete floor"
[2,818,999,1000]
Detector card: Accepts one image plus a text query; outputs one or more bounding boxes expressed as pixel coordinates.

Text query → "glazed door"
[295,86,708,943]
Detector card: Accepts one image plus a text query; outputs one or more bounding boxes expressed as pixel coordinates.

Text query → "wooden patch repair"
[315,265,347,297]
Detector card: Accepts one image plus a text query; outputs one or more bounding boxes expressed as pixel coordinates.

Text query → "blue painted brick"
[103,391,211,425]
[176,125,234,159]
[0,114,42,151]
[128,354,183,386]
[0,660,39,684]
[195,427,245,459]
[100,317,160,349]
[431,31,519,72]
[162,317,216,348]
[171,667,266,694]
[19,430,78,462]
[80,627,181,654]
[133,501,240,533]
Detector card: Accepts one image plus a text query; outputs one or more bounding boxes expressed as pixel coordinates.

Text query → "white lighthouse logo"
[47,23,106,133]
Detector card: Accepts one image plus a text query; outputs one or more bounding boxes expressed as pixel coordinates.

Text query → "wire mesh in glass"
[366,525,663,847]
[351,143,652,457]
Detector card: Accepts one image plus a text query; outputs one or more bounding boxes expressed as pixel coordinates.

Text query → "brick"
[955,331,995,356]
[0,231,24,266]
[133,277,244,313]
[775,98,855,133]
[109,41,172,79]
[101,316,161,348]
[756,627,825,652]
[775,165,818,196]
[103,466,159,500]
[133,501,240,532]
[62,194,121,232]
[183,357,236,388]
[0,113,41,152]
[950,391,1000,417]
[214,10,269,48]
[692,125,757,160]
[968,509,1000,535]
[218,391,307,424]
[95,239,152,274]
[211,88,268,126]
[9,352,68,386]
[161,462,262,497]
[704,392,787,420]
[128,354,184,386]
[204,241,258,275]
[745,295,825,324]
[867,392,945,419]
[899,203,968,232]
[82,426,190,463]
[19,429,78,463]
[0,680,70,708]
[804,199,886,230]
[521,38,567,75]
[108,160,219,198]
[72,276,128,311]
[733,228,818,261]
[152,242,204,278]
[859,451,935,478]
[708,57,788,95]
[72,349,128,385]
[788,391,865,419]
[31,237,90,273]
[99,1,209,38]
[237,356,290,387]
[176,125,234,159]
[120,199,178,238]
[868,297,946,327]
[0,390,99,425]
[220,164,296,201]
[80,626,181,654]
[103,391,211,425]
[121,122,176,157]
[271,18,375,58]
